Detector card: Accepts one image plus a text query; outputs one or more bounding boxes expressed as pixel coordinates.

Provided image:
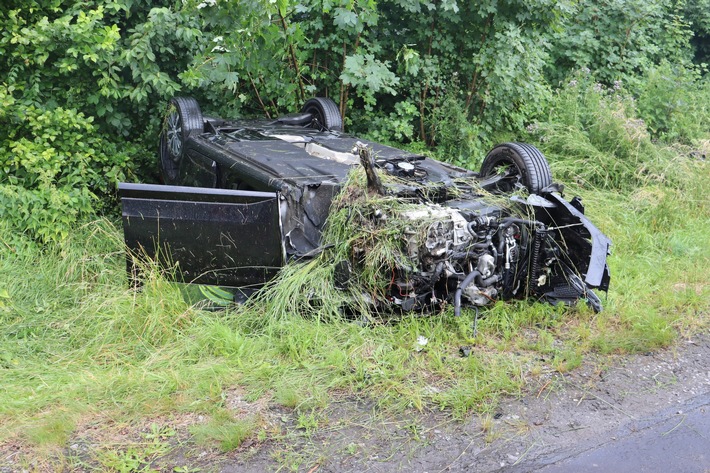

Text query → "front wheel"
[480,142,552,194]
[159,97,204,185]
[301,97,343,132]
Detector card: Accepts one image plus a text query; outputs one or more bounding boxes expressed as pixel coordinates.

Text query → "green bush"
[636,62,710,143]
[547,0,693,88]
[0,97,136,243]
[427,89,489,168]
[365,100,420,144]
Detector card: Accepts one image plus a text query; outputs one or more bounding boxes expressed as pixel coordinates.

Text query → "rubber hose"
[454,270,481,317]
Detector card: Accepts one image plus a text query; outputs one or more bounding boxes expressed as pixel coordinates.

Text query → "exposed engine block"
[392,203,534,313]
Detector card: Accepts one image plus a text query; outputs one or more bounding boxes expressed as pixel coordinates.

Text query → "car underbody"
[119,97,611,313]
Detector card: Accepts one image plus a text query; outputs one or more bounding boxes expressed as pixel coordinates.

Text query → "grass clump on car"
[236,164,521,325]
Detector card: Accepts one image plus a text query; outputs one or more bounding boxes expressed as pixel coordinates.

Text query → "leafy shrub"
[366,100,420,144]
[636,62,710,143]
[427,88,489,168]
[0,3,200,140]
[548,0,693,88]
[0,97,136,243]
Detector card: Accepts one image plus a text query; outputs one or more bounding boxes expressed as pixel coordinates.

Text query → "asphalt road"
[532,393,710,473]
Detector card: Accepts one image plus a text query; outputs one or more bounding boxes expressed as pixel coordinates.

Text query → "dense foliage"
[0,97,135,243]
[0,0,708,242]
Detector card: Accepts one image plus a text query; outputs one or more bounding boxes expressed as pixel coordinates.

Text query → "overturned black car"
[119,97,611,313]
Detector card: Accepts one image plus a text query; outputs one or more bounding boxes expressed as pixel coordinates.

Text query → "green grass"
[1,115,708,469]
[190,411,259,452]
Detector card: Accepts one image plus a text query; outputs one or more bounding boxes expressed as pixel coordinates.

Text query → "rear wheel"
[301,97,343,132]
[480,142,552,194]
[159,97,204,185]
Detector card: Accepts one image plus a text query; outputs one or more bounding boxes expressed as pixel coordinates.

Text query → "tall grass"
[523,70,709,351]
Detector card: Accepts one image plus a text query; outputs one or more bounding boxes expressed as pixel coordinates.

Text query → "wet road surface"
[529,393,710,473]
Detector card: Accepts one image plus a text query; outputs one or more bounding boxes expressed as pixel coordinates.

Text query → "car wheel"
[159,97,204,185]
[480,142,552,194]
[301,97,343,132]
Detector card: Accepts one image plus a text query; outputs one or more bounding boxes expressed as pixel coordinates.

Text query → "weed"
[190,412,258,452]
[404,421,423,441]
[506,417,532,435]
[479,413,494,434]
[484,430,502,444]
[142,423,176,442]
[346,442,358,455]
[95,437,170,473]
[271,443,324,473]
[296,411,320,435]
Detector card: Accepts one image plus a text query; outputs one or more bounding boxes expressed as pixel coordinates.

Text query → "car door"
[119,183,285,287]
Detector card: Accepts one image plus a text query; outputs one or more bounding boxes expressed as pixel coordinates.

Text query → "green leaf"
[333,8,358,29]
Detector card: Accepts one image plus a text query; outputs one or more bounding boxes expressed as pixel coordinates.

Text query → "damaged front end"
[395,197,610,314]
[365,190,611,314]
[339,149,611,314]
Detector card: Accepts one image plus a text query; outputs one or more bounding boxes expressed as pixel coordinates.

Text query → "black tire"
[301,97,343,132]
[480,142,552,194]
[159,97,204,185]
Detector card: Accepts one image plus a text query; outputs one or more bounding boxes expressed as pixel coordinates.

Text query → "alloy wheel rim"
[166,111,182,158]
